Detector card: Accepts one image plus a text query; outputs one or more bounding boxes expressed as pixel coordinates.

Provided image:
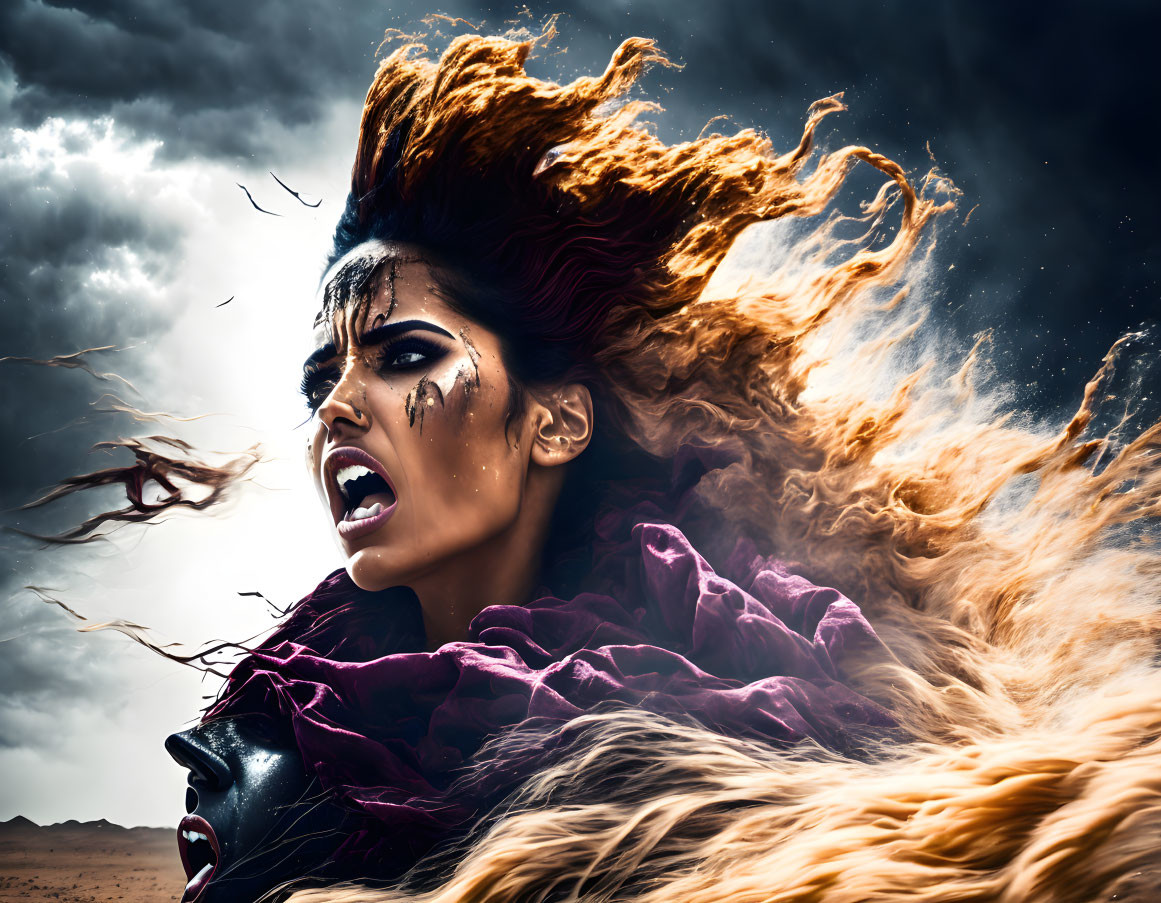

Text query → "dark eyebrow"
[302,319,455,370]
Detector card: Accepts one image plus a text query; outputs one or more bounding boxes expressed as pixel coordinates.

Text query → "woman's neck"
[409,469,560,651]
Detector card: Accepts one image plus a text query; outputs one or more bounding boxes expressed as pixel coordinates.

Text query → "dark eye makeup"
[300,367,339,412]
[300,334,449,412]
[377,335,447,372]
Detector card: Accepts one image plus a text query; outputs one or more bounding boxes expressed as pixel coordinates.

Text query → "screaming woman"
[165,27,1161,903]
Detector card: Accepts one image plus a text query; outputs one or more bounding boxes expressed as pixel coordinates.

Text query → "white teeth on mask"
[346,502,382,522]
[186,862,214,890]
[334,464,374,499]
[182,829,209,843]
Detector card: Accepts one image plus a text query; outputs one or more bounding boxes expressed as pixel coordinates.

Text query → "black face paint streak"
[405,375,445,433]
[368,259,399,330]
[453,329,485,429]
[459,328,482,397]
[322,252,387,319]
[320,248,438,336]
[453,365,474,403]
[387,259,399,318]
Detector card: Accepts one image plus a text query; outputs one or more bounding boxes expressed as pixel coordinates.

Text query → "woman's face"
[303,241,539,598]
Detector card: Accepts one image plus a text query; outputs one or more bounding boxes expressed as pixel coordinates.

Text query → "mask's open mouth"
[178,814,220,903]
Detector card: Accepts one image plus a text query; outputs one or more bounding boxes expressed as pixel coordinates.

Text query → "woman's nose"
[316,370,370,438]
[165,729,234,792]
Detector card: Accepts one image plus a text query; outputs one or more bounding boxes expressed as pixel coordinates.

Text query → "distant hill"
[44,818,129,832]
[0,815,167,833]
[0,814,183,902]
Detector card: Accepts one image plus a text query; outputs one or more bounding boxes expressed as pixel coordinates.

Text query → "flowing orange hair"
[283,24,1161,901]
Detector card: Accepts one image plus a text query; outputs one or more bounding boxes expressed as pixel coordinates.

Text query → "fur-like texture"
[278,23,1160,901]
[286,702,1161,902]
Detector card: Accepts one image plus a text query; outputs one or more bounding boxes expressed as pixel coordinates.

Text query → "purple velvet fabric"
[209,521,894,872]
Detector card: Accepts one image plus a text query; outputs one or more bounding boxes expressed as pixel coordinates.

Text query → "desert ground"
[0,817,185,902]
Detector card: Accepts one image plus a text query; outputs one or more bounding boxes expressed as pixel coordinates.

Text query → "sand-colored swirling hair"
[283,25,1161,901]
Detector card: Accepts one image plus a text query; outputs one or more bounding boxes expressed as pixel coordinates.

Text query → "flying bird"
[236,183,281,216]
[269,171,322,208]
[215,295,235,308]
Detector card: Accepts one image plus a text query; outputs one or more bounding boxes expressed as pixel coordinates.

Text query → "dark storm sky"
[0,0,1157,825]
[4,0,1156,389]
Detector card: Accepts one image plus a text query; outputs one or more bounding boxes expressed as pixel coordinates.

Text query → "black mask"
[165,717,354,903]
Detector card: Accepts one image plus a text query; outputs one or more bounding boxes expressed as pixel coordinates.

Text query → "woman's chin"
[344,548,405,593]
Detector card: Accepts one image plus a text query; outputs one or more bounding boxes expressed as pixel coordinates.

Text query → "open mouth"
[323,446,398,540]
[178,814,220,903]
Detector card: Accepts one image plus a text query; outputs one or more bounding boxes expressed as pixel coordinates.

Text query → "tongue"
[186,862,213,892]
[346,492,395,522]
[361,490,394,509]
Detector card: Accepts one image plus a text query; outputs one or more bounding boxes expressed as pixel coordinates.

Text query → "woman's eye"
[380,339,443,371]
[300,370,338,412]
[391,350,426,367]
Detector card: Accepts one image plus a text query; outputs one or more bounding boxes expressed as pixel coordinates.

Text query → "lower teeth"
[347,502,382,522]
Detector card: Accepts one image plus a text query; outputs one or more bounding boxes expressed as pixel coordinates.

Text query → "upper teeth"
[183,829,209,843]
[335,463,373,498]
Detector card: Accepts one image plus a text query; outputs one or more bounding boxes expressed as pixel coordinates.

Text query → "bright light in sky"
[0,104,362,827]
[11,116,162,177]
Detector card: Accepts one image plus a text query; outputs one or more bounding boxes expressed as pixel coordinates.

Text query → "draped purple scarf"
[209,520,895,874]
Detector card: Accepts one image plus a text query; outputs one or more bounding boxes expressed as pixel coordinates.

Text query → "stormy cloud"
[0,0,375,161]
[0,0,1156,827]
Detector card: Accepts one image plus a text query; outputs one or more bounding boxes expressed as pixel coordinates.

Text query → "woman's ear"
[529,383,593,468]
